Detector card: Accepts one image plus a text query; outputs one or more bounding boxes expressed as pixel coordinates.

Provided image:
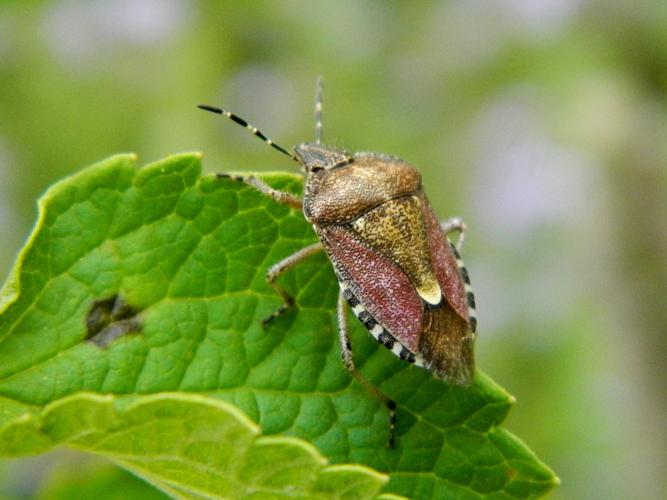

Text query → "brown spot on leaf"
[506,467,518,480]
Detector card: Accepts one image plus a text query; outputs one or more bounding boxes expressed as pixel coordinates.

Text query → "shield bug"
[199,78,477,446]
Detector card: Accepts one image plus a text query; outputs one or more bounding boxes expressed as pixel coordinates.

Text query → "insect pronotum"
[199,78,477,447]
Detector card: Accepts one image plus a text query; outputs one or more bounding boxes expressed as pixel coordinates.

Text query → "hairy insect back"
[303,153,421,224]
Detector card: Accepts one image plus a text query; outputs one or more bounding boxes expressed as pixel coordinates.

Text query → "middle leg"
[262,242,324,326]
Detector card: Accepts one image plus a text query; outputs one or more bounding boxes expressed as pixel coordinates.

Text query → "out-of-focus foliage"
[0,1,664,499]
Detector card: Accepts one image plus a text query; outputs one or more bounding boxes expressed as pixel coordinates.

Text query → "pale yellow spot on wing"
[417,280,442,305]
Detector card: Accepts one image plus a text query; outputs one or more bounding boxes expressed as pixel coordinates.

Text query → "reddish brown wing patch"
[317,225,423,353]
[418,192,474,383]
[420,193,469,322]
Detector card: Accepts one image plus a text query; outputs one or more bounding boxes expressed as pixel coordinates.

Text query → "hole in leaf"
[86,294,142,348]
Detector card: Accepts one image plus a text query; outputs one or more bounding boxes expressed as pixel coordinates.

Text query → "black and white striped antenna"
[197,104,299,163]
[314,76,324,144]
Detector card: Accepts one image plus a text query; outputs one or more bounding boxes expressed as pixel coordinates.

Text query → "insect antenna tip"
[197,104,222,114]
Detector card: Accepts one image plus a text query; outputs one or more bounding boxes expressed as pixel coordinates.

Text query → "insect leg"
[441,217,477,333]
[262,242,324,327]
[440,216,467,252]
[217,173,303,210]
[337,289,397,447]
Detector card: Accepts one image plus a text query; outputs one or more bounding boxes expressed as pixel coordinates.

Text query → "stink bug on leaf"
[199,78,477,447]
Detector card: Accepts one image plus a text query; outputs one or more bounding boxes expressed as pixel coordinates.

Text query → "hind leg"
[337,289,397,447]
[441,217,466,252]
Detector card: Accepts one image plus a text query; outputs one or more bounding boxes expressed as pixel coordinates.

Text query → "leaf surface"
[0,154,557,498]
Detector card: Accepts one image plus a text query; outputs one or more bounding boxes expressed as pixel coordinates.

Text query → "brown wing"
[350,195,442,305]
[419,192,475,384]
[316,193,475,384]
[420,303,474,384]
[317,225,423,354]
[420,193,470,321]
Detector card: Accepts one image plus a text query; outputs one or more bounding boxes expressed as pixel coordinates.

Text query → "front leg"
[217,173,303,210]
[440,216,466,252]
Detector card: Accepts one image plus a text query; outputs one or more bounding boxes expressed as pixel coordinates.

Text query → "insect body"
[199,79,477,446]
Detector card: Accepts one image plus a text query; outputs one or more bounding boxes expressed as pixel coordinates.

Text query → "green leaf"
[0,154,558,499]
[36,455,168,500]
[1,392,389,499]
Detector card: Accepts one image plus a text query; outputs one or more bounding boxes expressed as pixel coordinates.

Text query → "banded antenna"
[197,104,299,163]
[314,76,324,144]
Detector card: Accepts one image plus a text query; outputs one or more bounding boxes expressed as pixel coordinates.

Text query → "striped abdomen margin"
[449,242,477,333]
[339,281,426,367]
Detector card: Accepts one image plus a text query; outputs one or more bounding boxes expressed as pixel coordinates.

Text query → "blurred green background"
[0,1,665,499]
